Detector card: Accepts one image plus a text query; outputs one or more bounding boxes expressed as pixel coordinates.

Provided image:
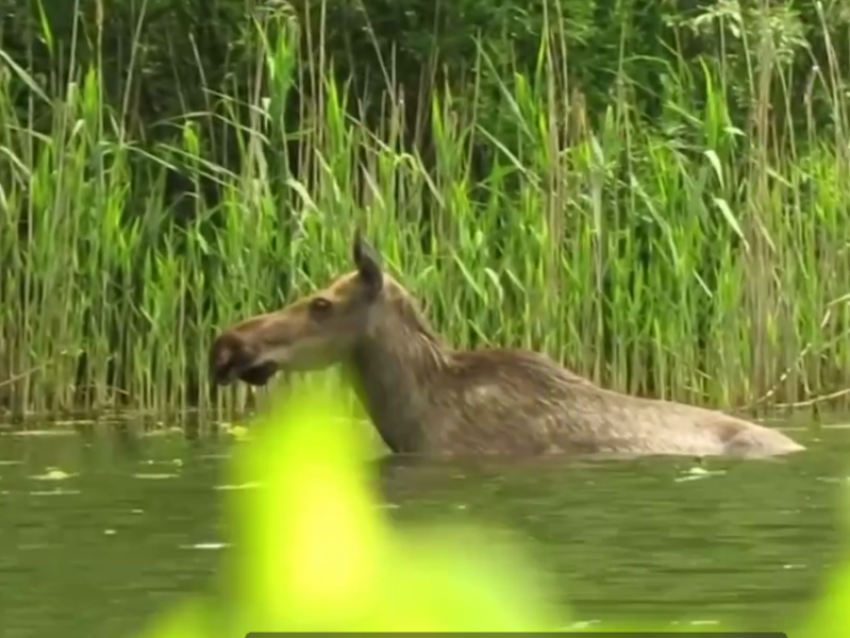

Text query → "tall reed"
[1,3,849,425]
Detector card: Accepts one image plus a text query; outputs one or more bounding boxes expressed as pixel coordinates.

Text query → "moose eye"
[309,297,333,317]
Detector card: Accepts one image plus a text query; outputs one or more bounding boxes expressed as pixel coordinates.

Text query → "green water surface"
[0,420,847,637]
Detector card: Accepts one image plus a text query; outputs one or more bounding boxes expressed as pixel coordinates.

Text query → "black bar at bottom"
[246,633,788,637]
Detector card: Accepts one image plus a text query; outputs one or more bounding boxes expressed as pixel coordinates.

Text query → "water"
[0,421,847,637]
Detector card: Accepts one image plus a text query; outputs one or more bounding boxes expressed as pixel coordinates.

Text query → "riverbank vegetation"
[2,0,850,422]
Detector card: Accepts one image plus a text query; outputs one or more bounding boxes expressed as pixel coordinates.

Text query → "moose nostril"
[212,358,236,384]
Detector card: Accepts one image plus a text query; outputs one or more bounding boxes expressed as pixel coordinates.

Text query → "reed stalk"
[1,3,849,426]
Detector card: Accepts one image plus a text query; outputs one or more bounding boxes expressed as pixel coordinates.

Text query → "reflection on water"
[0,419,847,637]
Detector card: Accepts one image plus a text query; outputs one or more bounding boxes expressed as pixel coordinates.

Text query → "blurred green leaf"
[133,383,850,636]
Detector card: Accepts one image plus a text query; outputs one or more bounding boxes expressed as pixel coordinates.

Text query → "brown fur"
[209,231,805,459]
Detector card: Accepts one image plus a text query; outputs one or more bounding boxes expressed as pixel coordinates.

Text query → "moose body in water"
[210,231,804,459]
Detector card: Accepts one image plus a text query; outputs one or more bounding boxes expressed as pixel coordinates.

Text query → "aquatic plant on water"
[134,384,850,636]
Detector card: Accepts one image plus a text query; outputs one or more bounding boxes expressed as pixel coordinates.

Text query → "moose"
[209,231,804,460]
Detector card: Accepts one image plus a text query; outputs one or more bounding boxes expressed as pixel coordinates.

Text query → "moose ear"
[352,228,383,298]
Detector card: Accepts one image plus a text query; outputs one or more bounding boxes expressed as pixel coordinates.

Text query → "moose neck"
[344,297,449,454]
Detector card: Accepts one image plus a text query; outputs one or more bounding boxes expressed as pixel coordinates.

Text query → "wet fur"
[210,232,805,459]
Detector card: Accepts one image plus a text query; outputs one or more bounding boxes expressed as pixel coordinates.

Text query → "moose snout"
[210,332,247,385]
[209,331,281,387]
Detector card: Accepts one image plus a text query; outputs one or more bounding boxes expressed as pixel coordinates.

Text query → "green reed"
[1,3,850,424]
